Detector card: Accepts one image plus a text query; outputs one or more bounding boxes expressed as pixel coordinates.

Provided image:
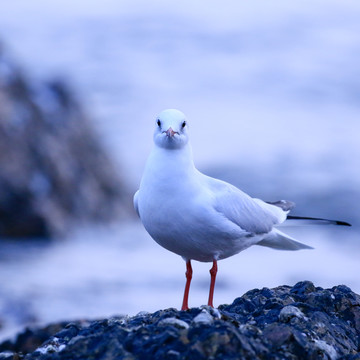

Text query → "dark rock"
[0,41,128,239]
[0,323,69,355]
[1,281,359,359]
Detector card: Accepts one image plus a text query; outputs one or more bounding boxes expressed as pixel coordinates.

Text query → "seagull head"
[154,109,189,149]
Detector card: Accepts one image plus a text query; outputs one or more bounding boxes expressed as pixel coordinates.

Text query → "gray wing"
[266,200,295,212]
[133,190,140,217]
[209,178,286,234]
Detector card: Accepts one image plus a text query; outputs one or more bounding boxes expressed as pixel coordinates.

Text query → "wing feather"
[207,177,283,234]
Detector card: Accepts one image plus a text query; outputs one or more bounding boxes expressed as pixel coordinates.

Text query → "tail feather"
[287,215,351,227]
[257,229,313,251]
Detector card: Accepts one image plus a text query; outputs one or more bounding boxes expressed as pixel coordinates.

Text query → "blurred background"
[0,0,359,342]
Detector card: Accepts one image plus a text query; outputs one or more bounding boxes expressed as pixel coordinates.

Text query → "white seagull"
[134,109,350,310]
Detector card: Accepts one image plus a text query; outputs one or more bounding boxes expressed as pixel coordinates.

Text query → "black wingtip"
[335,220,352,227]
[287,215,352,226]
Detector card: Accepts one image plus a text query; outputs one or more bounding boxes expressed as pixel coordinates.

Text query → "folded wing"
[208,177,287,235]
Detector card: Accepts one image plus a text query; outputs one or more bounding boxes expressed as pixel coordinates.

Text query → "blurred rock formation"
[0,42,128,239]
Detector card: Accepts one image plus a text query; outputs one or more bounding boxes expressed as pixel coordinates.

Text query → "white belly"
[137,187,258,262]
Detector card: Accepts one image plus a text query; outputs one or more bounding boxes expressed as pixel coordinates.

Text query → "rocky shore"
[1,281,359,359]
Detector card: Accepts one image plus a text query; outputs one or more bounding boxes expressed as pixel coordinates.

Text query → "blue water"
[0,0,359,341]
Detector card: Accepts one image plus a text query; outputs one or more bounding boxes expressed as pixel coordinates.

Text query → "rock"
[192,309,215,325]
[1,281,359,359]
[158,318,190,329]
[0,41,128,239]
[279,305,307,323]
[0,322,70,355]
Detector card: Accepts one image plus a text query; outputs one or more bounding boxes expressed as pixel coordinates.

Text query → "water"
[0,0,359,341]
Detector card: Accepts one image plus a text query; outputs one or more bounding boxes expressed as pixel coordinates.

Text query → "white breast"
[136,145,259,262]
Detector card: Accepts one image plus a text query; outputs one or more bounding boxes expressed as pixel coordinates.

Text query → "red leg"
[207,260,218,308]
[181,260,192,311]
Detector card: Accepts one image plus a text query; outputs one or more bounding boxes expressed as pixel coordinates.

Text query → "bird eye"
[157,119,161,127]
[181,121,186,128]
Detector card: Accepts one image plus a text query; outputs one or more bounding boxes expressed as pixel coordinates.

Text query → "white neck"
[141,142,197,188]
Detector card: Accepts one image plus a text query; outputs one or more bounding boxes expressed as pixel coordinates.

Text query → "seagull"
[134,109,351,310]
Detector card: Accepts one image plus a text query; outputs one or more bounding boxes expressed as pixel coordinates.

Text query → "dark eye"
[157,119,161,127]
[181,121,186,128]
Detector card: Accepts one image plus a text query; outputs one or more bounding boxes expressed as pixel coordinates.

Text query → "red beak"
[165,127,176,137]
